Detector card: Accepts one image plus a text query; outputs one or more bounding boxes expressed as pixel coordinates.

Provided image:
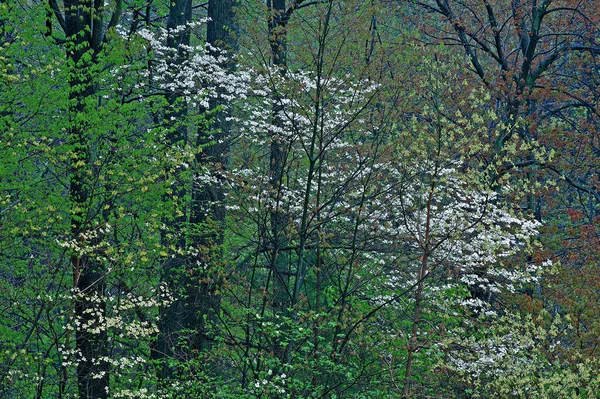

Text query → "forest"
[0,0,599,398]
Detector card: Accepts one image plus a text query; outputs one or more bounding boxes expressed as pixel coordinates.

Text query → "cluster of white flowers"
[136,23,250,109]
[111,388,157,399]
[442,313,560,385]
[111,388,158,399]
[56,222,113,259]
[227,69,381,246]
[57,283,174,387]
[362,162,547,311]
[250,370,288,396]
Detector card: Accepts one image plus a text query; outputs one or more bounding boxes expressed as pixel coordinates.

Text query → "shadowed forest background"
[1,0,600,398]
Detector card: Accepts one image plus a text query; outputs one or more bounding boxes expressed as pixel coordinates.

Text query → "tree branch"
[49,0,66,34]
[107,0,123,31]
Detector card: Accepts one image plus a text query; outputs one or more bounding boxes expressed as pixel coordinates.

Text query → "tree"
[407,0,600,371]
[151,1,240,379]
[187,0,238,353]
[0,1,240,396]
[0,1,183,397]
[56,0,122,396]
[128,10,250,394]
[153,0,193,380]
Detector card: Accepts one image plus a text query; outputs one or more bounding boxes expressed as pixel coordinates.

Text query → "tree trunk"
[207,0,236,51]
[64,0,109,397]
[183,0,238,353]
[154,0,194,381]
[266,0,293,363]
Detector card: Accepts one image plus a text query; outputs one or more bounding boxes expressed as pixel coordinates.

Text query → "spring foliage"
[1,1,599,398]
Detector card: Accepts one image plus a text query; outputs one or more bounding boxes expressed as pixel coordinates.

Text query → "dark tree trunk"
[207,0,236,51]
[186,0,238,352]
[64,0,110,397]
[155,0,194,381]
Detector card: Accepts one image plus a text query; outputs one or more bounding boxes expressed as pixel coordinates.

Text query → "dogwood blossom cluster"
[227,68,381,232]
[57,284,174,397]
[234,69,378,145]
[136,23,251,109]
[249,369,288,396]
[440,313,600,397]
[360,160,544,312]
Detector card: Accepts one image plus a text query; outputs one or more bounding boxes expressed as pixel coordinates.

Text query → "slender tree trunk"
[403,185,434,398]
[402,255,427,398]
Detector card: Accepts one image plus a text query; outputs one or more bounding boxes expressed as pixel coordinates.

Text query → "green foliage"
[1,1,599,398]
